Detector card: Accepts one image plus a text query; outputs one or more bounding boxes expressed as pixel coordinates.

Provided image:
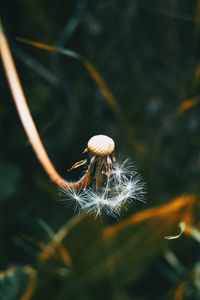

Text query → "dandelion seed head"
[87,135,115,156]
[60,135,146,217]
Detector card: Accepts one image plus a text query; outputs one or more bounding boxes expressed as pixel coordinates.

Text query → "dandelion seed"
[61,135,146,217]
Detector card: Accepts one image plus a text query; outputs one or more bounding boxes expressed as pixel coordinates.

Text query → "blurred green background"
[1,0,200,299]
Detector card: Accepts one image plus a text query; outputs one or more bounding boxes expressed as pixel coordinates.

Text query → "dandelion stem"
[0,22,89,190]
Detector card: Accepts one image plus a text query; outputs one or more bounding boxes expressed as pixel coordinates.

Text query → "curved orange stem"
[0,22,89,190]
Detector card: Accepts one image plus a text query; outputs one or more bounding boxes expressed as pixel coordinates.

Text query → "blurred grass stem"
[16,37,143,155]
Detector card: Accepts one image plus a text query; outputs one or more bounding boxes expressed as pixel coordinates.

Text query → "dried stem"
[0,22,90,190]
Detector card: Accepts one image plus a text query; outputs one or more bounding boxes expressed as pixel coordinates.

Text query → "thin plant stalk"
[0,22,90,190]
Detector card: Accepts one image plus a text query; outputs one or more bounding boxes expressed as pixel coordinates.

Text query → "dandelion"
[61,135,146,217]
[0,25,145,217]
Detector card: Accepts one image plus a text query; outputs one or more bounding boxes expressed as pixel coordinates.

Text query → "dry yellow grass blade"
[174,282,187,300]
[38,195,196,287]
[37,215,85,265]
[16,37,143,155]
[19,268,36,300]
[22,234,72,266]
[38,240,72,266]
[77,195,195,286]
[177,98,198,113]
[104,194,195,240]
[2,195,195,298]
[19,281,35,300]
[83,60,144,155]
[17,39,55,52]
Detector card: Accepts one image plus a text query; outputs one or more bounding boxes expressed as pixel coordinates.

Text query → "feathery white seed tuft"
[61,159,146,217]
